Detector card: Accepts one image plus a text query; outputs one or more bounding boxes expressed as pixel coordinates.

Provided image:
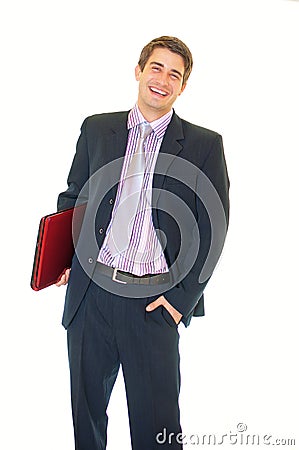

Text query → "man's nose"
[156,71,169,86]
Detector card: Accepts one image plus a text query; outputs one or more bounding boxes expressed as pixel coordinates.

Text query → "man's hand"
[146,295,182,325]
[56,268,71,287]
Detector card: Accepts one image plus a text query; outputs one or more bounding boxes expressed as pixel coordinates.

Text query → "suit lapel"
[106,112,129,162]
[152,113,184,231]
[153,112,184,191]
[92,112,129,199]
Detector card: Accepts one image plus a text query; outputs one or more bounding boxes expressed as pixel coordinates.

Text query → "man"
[56,36,229,450]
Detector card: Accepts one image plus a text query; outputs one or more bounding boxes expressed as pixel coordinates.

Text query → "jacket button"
[109,198,114,205]
[99,228,104,234]
[88,257,93,264]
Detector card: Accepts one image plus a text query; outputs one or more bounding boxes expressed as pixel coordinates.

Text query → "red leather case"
[31,204,86,291]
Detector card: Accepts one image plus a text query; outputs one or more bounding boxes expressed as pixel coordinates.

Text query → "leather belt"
[95,262,170,285]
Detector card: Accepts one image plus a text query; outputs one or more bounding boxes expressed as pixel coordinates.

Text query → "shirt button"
[99,228,104,234]
[88,257,93,264]
[109,198,114,205]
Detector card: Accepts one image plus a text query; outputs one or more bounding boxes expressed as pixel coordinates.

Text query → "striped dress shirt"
[97,105,173,275]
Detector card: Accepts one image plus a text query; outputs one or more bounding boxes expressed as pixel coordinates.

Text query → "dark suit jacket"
[57,111,229,328]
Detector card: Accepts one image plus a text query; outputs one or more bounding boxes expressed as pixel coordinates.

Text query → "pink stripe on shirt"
[98,105,173,275]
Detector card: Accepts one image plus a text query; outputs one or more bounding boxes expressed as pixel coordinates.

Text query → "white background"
[1,0,298,448]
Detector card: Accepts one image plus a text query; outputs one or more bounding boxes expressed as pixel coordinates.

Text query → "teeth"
[150,87,167,96]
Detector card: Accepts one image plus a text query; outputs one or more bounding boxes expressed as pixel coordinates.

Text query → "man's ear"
[135,65,142,81]
[179,83,187,96]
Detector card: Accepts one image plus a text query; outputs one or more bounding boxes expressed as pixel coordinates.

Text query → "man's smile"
[149,86,169,97]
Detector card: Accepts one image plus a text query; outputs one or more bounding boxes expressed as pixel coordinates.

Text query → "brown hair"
[138,36,193,85]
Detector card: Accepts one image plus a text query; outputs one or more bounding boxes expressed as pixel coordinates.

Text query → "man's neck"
[136,103,171,123]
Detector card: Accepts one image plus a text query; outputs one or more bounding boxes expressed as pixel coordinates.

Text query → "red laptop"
[31,203,86,291]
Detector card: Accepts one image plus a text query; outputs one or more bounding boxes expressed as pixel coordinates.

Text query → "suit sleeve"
[57,118,90,211]
[164,133,230,323]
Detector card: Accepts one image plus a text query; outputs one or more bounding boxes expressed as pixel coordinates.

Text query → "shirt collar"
[128,104,173,139]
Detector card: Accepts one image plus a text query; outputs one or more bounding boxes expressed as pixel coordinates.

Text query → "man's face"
[135,47,186,121]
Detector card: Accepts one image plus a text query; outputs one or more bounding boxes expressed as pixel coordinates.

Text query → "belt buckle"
[112,268,127,284]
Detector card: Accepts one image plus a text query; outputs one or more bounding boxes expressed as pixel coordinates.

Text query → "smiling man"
[56,36,230,450]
